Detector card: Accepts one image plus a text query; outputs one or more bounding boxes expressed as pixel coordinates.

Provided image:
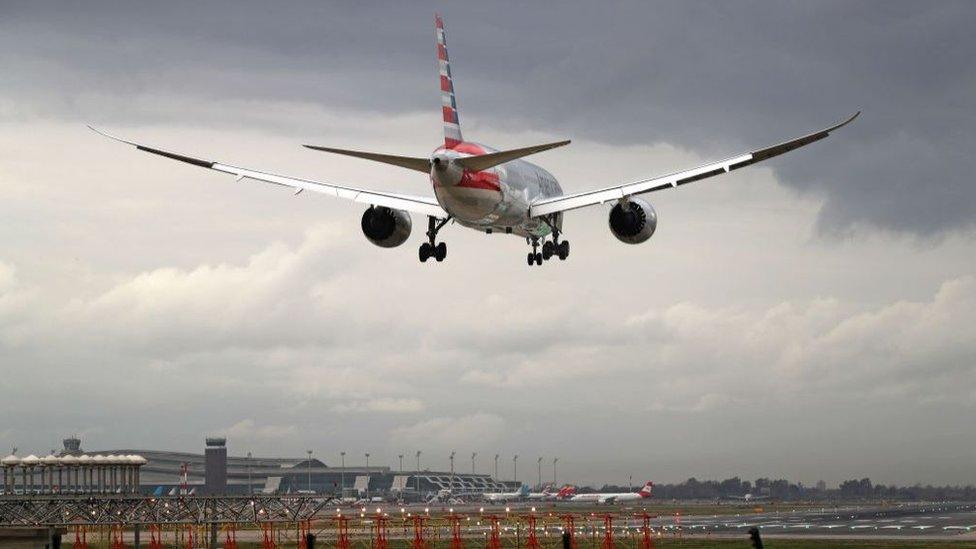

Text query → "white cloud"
[0,113,974,485]
[220,419,298,440]
[333,398,426,414]
[390,414,507,455]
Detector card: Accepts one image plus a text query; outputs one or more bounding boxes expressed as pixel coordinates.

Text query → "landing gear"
[527,238,544,266]
[419,216,451,263]
[542,241,555,260]
[531,215,570,265]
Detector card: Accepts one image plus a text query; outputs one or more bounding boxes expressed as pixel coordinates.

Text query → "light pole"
[246,452,252,495]
[513,455,518,486]
[306,450,312,492]
[415,451,421,495]
[537,457,543,489]
[340,451,346,499]
[398,454,404,472]
[471,452,477,474]
[449,451,456,492]
[552,457,558,485]
[365,453,370,500]
[494,454,499,480]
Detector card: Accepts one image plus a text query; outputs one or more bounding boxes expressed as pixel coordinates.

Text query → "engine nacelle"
[361,206,412,248]
[608,197,657,244]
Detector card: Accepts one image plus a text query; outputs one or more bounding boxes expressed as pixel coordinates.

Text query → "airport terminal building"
[37,437,516,498]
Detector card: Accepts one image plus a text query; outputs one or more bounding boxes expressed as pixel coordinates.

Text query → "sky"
[0,1,974,487]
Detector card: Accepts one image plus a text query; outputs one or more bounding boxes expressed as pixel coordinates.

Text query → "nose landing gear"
[419,215,451,263]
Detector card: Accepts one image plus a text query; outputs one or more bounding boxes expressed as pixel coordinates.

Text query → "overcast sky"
[0,1,974,487]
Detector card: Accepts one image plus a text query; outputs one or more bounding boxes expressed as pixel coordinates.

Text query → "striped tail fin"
[435,14,463,148]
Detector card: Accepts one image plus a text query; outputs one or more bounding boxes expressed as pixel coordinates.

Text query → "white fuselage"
[430,142,562,238]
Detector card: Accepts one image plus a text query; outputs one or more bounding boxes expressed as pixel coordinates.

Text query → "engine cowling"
[361,206,412,248]
[608,197,657,244]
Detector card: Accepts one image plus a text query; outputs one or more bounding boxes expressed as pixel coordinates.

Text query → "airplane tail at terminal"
[639,482,653,497]
[435,14,463,148]
[556,485,577,498]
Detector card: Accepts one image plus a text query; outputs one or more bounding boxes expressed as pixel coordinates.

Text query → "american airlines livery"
[570,482,653,504]
[90,15,858,266]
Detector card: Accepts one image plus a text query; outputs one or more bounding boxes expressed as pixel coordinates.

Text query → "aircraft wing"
[600,496,617,504]
[89,126,448,218]
[529,112,859,218]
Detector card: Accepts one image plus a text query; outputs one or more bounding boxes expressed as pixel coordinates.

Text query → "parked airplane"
[90,15,857,266]
[569,482,653,504]
[526,484,556,500]
[483,485,530,503]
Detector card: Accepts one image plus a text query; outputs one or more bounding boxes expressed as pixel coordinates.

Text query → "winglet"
[87,125,134,145]
[829,110,860,133]
[87,125,215,168]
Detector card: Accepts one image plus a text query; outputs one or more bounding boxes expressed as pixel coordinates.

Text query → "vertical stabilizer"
[435,14,463,148]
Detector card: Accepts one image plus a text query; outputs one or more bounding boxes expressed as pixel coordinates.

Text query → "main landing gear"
[419,215,451,263]
[527,216,570,266]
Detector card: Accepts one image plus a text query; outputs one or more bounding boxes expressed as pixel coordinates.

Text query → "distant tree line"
[580,477,976,501]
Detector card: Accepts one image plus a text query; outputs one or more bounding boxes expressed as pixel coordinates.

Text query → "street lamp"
[493,454,499,480]
[340,451,346,499]
[415,451,421,495]
[537,457,543,489]
[246,452,252,495]
[365,453,370,500]
[552,457,558,485]
[398,454,404,472]
[513,455,518,485]
[471,452,477,474]
[307,450,312,492]
[449,451,456,492]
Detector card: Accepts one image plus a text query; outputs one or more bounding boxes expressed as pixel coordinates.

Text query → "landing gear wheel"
[527,252,535,266]
[421,215,452,263]
[535,252,543,265]
[542,241,555,260]
[558,240,570,260]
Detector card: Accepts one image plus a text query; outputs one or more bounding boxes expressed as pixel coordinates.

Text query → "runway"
[657,502,976,538]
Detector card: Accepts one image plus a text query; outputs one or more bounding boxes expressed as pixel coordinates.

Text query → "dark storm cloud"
[1,0,973,235]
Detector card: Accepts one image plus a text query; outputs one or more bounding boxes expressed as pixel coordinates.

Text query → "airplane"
[89,15,858,266]
[526,484,556,500]
[725,493,769,502]
[569,481,653,504]
[483,484,530,503]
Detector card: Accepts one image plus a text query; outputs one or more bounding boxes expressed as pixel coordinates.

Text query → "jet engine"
[361,206,412,248]
[608,197,657,244]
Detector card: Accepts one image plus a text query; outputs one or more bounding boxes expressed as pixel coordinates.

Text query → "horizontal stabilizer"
[455,140,570,172]
[303,145,432,173]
